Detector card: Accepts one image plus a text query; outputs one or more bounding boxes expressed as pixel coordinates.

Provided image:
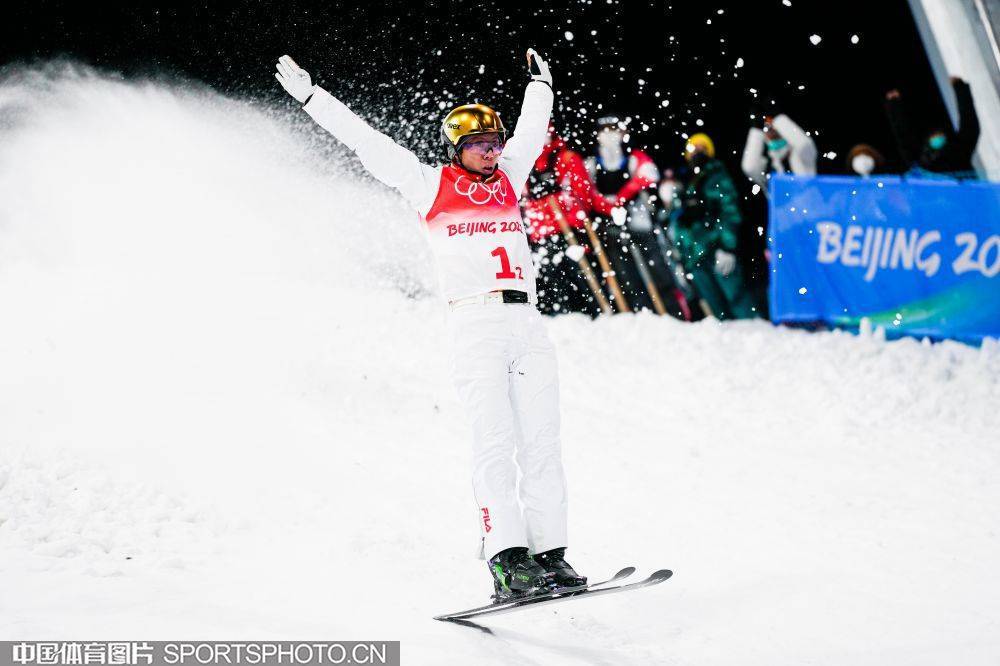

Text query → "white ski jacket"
[741,114,818,194]
[302,82,554,302]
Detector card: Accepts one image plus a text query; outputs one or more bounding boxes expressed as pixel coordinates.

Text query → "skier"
[586,114,679,314]
[274,51,585,601]
[673,133,757,320]
[522,125,603,316]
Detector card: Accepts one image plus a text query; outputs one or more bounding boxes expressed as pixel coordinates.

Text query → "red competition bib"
[420,164,536,302]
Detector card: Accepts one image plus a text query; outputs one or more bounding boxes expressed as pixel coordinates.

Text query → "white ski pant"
[447,300,568,561]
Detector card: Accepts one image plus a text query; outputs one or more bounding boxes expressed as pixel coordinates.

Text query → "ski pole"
[578,211,631,313]
[626,241,669,316]
[546,197,613,315]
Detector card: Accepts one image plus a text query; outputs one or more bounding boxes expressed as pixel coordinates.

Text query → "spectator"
[586,113,678,314]
[522,126,603,316]
[673,133,757,320]
[651,171,698,321]
[741,114,818,194]
[846,143,887,177]
[884,77,980,179]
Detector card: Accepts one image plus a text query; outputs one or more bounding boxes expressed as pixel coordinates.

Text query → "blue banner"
[769,174,1000,343]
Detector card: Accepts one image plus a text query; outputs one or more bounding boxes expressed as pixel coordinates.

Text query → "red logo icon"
[481,507,492,533]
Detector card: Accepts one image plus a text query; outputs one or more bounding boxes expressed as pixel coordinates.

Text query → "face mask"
[928,134,947,151]
[851,154,876,176]
[688,152,710,169]
[766,138,788,153]
[597,130,623,149]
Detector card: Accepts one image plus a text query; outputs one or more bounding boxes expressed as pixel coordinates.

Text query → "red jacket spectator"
[522,132,598,242]
[587,148,659,218]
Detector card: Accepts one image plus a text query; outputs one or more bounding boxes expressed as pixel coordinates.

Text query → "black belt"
[498,290,529,303]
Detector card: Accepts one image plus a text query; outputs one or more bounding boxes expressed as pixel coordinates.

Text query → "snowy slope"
[1,66,999,665]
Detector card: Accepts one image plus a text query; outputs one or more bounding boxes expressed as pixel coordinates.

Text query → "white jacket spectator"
[741,114,817,194]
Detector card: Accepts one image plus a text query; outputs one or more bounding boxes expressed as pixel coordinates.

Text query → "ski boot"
[488,547,553,602]
[533,547,587,590]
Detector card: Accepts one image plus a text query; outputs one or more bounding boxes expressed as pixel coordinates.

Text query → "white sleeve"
[772,114,818,176]
[303,87,441,215]
[498,81,554,193]
[741,127,769,190]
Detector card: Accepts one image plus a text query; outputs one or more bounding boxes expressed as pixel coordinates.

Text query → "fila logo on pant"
[481,507,492,533]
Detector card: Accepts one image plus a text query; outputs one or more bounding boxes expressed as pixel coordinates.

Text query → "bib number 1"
[491,247,523,280]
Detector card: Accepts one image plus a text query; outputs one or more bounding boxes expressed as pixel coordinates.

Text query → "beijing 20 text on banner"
[768,174,1000,343]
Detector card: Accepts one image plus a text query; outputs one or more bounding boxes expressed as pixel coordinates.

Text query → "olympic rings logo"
[454,175,508,206]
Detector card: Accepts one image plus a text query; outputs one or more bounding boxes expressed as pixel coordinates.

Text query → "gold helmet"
[441,104,507,159]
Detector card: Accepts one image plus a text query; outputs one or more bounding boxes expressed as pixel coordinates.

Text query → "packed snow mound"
[1,65,999,665]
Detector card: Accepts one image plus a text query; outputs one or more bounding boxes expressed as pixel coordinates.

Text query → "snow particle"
[735,57,744,68]
[752,184,761,195]
[851,34,860,44]
[809,34,822,45]
[565,31,574,41]
[798,287,808,295]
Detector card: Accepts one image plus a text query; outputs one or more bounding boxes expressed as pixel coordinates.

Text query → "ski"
[433,566,636,622]
[435,566,666,621]
[435,568,671,621]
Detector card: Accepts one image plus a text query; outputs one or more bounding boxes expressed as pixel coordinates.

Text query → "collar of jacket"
[596,149,628,172]
[694,158,722,174]
[449,160,501,183]
[686,158,722,189]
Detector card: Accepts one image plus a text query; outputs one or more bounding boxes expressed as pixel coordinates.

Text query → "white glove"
[274,55,315,104]
[565,245,585,262]
[526,48,553,87]
[714,248,737,277]
[611,206,628,227]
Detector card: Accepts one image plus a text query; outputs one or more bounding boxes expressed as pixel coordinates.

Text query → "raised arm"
[884,89,916,167]
[951,77,980,153]
[275,55,440,215]
[499,49,555,193]
[772,114,817,176]
[741,127,769,191]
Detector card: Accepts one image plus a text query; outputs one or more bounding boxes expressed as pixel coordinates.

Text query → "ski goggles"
[461,137,505,155]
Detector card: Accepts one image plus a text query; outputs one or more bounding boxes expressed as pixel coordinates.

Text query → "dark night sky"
[4,1,946,163]
[3,0,949,281]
